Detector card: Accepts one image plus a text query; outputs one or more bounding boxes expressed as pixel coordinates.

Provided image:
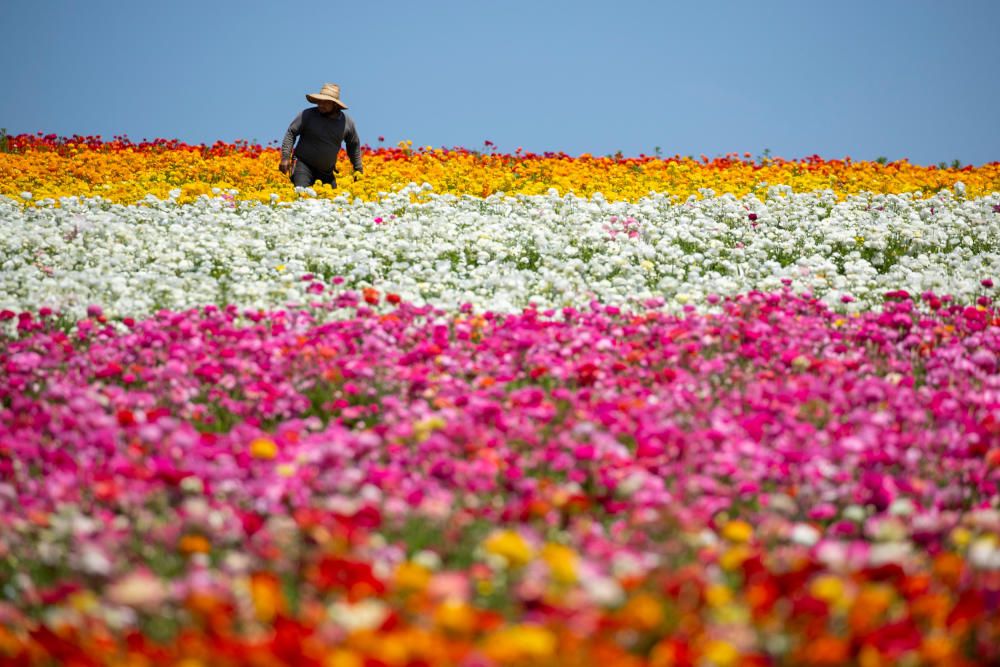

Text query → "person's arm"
[344,116,363,176]
[279,112,303,174]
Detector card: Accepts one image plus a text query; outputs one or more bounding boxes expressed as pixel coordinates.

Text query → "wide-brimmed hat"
[306,83,348,109]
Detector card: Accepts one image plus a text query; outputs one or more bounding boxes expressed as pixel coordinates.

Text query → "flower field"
[2,135,1000,665]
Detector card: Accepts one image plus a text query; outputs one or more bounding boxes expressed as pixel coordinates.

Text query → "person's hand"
[279,159,291,175]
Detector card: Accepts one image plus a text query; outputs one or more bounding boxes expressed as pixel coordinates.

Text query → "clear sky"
[3,0,999,165]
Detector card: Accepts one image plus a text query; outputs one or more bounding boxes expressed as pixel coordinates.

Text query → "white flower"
[413,550,442,571]
[2,189,999,318]
[580,574,624,606]
[328,599,390,631]
[968,537,1000,570]
[790,523,820,546]
[869,541,912,566]
[78,545,112,575]
[889,498,915,516]
[106,570,169,609]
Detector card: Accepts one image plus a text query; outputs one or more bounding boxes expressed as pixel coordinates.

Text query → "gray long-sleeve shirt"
[281,108,363,175]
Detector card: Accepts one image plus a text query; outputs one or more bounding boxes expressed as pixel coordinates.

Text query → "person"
[279,83,363,188]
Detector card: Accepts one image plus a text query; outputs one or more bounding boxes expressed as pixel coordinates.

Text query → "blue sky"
[3,0,998,165]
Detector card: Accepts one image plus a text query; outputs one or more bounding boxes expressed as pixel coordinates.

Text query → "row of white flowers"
[2,186,999,318]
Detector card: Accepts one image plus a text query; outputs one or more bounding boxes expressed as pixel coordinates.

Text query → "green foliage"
[937,159,963,170]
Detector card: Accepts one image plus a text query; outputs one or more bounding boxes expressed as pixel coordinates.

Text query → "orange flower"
[618,592,664,631]
[434,600,477,635]
[178,534,211,555]
[920,633,957,665]
[932,551,965,588]
[250,571,286,623]
[801,635,850,665]
[481,624,557,663]
[910,592,950,628]
[5,137,1000,205]
[848,584,894,635]
[250,437,278,460]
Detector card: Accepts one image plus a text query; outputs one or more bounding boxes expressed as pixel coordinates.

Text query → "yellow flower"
[810,574,846,605]
[6,141,1000,206]
[703,639,740,667]
[951,526,972,549]
[541,542,578,584]
[324,650,363,667]
[719,545,752,571]
[482,624,557,663]
[393,561,431,592]
[413,415,446,442]
[250,437,278,460]
[721,519,753,543]
[483,529,534,568]
[705,583,732,608]
[68,590,99,613]
[434,600,476,634]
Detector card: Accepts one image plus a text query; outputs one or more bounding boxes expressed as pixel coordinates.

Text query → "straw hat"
[306,83,348,109]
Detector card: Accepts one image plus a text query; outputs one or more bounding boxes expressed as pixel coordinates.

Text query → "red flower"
[311,556,385,601]
[116,409,136,426]
[576,362,599,386]
[350,504,382,530]
[865,617,922,658]
[947,590,985,629]
[270,615,320,666]
[95,362,123,378]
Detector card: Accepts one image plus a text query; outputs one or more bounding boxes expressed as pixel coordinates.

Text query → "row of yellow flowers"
[2,137,998,205]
